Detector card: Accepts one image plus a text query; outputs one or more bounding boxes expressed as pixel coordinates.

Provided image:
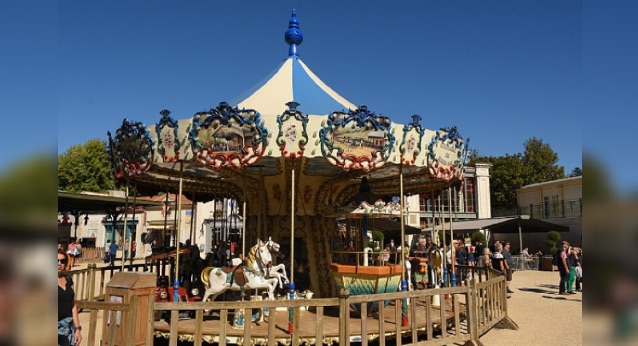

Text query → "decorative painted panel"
[319,105,395,172]
[399,114,424,166]
[276,101,309,158]
[156,109,180,162]
[189,102,268,170]
[426,126,469,181]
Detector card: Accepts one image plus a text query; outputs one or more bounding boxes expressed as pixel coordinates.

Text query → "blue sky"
[9,1,637,190]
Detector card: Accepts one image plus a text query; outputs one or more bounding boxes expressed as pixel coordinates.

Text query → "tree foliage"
[521,137,565,183]
[545,230,561,255]
[569,167,582,177]
[469,137,566,208]
[58,139,115,192]
[470,231,486,244]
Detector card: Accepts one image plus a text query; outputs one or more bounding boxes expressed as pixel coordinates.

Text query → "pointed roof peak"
[284,6,303,57]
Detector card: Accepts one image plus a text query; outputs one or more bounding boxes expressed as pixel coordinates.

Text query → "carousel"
[107,8,469,342]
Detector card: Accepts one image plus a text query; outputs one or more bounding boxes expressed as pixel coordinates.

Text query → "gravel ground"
[479,270,582,345]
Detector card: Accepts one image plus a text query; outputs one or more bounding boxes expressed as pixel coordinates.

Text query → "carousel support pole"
[128,184,138,269]
[258,166,263,241]
[399,165,409,326]
[121,181,130,272]
[289,158,296,335]
[449,187,457,287]
[174,162,184,303]
[190,192,196,244]
[440,192,448,287]
[242,167,246,255]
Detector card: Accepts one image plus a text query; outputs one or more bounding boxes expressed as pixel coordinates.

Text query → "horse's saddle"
[221,266,247,287]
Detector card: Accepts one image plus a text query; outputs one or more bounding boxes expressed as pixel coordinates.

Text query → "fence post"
[338,288,350,346]
[466,277,481,345]
[88,264,96,302]
[146,292,155,345]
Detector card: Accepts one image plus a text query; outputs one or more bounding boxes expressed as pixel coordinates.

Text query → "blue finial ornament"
[285,7,303,57]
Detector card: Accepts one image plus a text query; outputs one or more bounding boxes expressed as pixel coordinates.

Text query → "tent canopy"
[58,190,162,214]
[369,218,421,241]
[426,216,569,234]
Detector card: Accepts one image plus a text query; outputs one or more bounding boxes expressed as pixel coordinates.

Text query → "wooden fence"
[70,265,517,346]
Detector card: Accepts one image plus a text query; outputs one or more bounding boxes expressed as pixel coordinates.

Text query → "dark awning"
[426,216,569,234]
[369,218,422,240]
[58,190,162,213]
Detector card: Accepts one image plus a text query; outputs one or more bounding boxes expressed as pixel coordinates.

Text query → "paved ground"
[478,270,582,345]
[77,263,582,345]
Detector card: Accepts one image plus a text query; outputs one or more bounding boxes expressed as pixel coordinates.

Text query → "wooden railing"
[78,297,139,346]
[64,262,159,302]
[72,265,516,345]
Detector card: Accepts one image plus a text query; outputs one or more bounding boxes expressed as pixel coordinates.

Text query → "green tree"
[470,137,566,209]
[58,139,115,192]
[521,137,565,184]
[569,167,582,177]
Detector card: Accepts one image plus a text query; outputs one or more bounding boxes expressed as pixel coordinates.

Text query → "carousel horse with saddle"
[200,238,288,303]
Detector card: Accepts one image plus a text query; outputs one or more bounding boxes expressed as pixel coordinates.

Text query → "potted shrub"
[471,231,486,245]
[542,230,561,271]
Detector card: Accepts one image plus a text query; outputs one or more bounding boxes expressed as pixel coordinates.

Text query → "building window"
[464,179,475,213]
[543,195,559,218]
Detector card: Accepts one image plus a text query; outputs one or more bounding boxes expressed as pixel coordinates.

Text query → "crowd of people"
[407,236,583,297]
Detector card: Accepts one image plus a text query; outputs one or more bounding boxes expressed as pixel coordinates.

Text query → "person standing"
[574,247,583,292]
[566,246,578,294]
[558,241,570,295]
[58,250,82,346]
[480,248,492,268]
[109,239,118,267]
[502,242,514,293]
[74,240,82,265]
[491,243,509,298]
[455,238,468,282]
[66,241,77,268]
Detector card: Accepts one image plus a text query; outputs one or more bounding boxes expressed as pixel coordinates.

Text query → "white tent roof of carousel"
[233,9,356,116]
[235,56,356,116]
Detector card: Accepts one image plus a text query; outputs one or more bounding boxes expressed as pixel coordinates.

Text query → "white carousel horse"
[225,238,289,289]
[252,237,289,289]
[201,241,278,303]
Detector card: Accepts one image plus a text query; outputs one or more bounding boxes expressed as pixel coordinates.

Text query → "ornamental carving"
[107,119,155,178]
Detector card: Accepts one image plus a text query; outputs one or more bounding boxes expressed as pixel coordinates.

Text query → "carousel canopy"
[106,9,470,216]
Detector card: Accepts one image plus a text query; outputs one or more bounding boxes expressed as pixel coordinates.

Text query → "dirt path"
[479,270,582,345]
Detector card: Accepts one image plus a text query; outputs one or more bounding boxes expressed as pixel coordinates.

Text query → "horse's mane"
[244,243,259,269]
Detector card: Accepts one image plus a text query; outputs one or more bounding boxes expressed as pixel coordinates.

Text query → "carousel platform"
[153,299,458,345]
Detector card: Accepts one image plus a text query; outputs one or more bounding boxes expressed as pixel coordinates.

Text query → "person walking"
[557,241,570,295]
[503,242,514,293]
[109,239,118,267]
